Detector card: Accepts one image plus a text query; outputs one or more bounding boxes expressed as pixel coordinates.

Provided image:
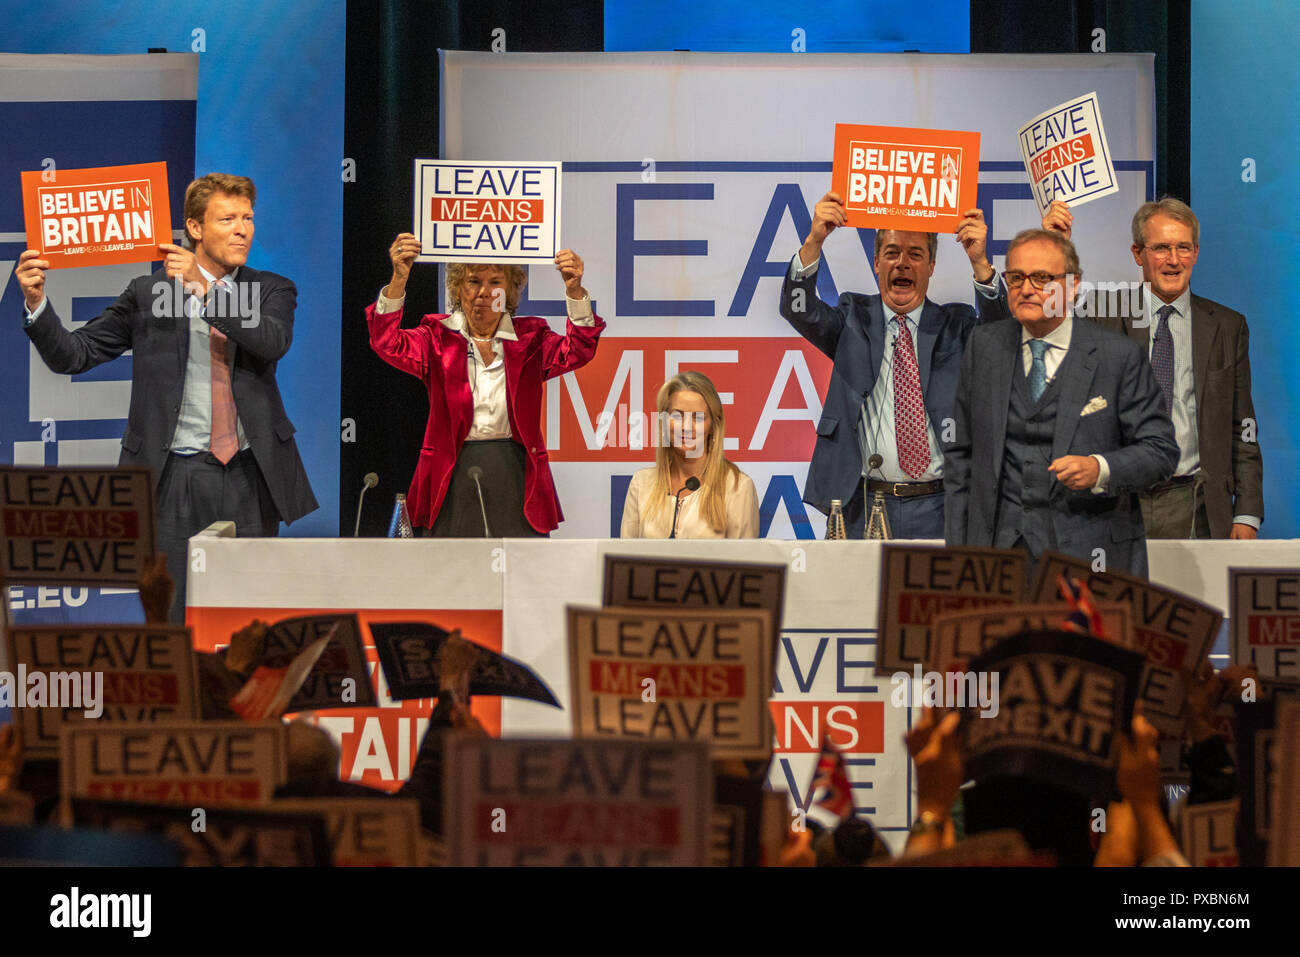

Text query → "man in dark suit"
[779,191,1003,538]
[944,229,1178,578]
[1043,198,1263,539]
[15,173,318,621]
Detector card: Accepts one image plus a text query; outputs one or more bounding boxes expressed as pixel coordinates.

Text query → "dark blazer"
[988,286,1264,536]
[779,268,1001,513]
[943,317,1179,577]
[1102,295,1263,537]
[365,303,604,533]
[23,266,318,525]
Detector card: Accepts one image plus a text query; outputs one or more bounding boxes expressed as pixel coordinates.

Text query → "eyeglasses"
[1004,271,1068,290]
[1142,242,1197,260]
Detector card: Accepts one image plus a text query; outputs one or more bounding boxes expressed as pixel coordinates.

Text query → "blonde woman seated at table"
[621,371,760,539]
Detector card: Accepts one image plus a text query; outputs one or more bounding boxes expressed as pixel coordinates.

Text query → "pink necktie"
[208,281,238,464]
[892,318,928,479]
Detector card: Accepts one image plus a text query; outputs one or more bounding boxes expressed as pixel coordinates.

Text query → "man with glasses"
[779,192,1003,538]
[1043,198,1263,540]
[944,229,1177,578]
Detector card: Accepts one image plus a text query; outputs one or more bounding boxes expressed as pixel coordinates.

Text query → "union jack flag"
[810,734,855,820]
[1057,573,1109,640]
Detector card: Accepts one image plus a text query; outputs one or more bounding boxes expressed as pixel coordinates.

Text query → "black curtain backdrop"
[341,0,604,535]
[339,0,1190,534]
[970,0,1190,201]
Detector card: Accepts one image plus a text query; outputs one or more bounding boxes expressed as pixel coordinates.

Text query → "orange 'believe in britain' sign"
[830,124,980,233]
[21,161,171,269]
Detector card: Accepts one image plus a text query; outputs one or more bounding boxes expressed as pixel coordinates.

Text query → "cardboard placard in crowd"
[603,555,785,713]
[370,621,558,706]
[0,467,155,586]
[60,720,288,816]
[567,605,772,760]
[875,545,1025,674]
[927,602,1130,674]
[959,629,1143,799]
[6,625,197,759]
[1230,568,1300,680]
[1180,798,1239,867]
[257,613,376,712]
[229,630,334,721]
[444,737,712,866]
[1233,680,1298,865]
[1268,697,1300,866]
[1028,553,1222,725]
[70,798,331,867]
[710,772,765,867]
[272,797,422,867]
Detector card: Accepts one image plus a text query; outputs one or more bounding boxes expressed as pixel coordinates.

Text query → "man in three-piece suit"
[943,229,1178,578]
[1043,198,1264,539]
[779,191,1004,538]
[16,173,318,621]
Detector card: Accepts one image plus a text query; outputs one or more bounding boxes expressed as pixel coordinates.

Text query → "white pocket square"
[1080,396,1108,416]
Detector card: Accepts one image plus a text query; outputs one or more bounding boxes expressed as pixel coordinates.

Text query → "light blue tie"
[1028,338,1048,403]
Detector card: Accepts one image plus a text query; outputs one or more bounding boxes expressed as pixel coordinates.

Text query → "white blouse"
[620,466,760,539]
[374,290,595,440]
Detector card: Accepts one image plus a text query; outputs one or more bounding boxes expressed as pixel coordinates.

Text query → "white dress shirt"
[171,265,249,454]
[375,288,594,440]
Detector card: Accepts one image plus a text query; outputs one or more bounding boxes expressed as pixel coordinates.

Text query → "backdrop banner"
[441,51,1156,539]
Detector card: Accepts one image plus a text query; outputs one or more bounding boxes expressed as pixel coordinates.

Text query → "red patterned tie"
[893,318,929,479]
[209,281,239,464]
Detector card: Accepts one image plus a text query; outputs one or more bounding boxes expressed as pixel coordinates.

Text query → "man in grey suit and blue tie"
[1042,198,1264,540]
[943,229,1178,578]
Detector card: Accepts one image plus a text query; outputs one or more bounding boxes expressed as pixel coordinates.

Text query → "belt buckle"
[892,482,906,497]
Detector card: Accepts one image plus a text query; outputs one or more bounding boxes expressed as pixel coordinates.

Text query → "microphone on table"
[669,476,701,539]
[468,465,492,537]
[353,472,379,537]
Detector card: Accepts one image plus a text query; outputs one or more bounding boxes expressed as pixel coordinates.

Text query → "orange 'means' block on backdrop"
[21,161,171,269]
[830,124,980,234]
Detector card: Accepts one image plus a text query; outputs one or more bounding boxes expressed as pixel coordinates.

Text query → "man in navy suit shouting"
[16,173,318,620]
[943,229,1177,578]
[780,191,1003,538]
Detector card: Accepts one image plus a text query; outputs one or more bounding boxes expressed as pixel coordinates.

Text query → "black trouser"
[428,438,545,538]
[156,449,280,623]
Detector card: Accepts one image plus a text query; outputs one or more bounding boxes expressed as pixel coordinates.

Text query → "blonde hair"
[445,262,528,314]
[647,372,738,534]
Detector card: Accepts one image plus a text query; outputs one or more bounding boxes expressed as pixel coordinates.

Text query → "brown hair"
[647,371,739,534]
[444,262,529,314]
[1006,228,1082,278]
[183,173,256,246]
[1131,197,1200,248]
